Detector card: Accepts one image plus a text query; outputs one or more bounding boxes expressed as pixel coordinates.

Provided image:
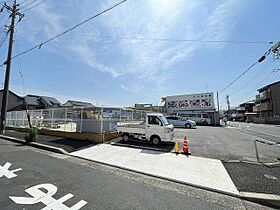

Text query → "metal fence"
[6,107,150,134]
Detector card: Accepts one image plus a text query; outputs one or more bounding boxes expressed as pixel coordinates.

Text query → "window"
[202,114,208,118]
[196,114,202,118]
[189,114,197,118]
[148,116,161,125]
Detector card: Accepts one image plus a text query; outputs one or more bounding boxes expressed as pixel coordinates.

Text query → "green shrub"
[24,127,38,143]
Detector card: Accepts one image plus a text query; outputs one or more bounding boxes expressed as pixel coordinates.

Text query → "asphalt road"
[111,124,280,162]
[0,138,272,210]
[228,122,280,143]
[174,126,280,162]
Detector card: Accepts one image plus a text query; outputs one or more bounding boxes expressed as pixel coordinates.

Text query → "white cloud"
[17,0,244,101]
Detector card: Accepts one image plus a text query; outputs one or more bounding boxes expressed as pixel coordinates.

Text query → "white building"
[160,92,219,125]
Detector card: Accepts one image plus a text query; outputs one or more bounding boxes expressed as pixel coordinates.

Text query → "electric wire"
[0,0,128,68]
[72,34,274,44]
[21,0,47,12]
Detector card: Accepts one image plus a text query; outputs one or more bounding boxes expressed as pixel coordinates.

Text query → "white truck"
[117,113,174,145]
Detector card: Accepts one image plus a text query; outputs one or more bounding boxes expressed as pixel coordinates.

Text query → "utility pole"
[0,0,24,134]
[226,95,230,118]
[216,91,220,114]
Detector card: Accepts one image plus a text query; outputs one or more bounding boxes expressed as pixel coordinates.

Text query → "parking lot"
[112,124,280,163]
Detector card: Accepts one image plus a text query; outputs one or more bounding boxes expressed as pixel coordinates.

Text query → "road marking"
[264,174,278,180]
[0,162,22,179]
[9,183,88,209]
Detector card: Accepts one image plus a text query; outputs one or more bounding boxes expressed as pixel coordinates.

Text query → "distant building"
[0,90,24,113]
[255,81,280,118]
[24,95,61,110]
[63,100,94,108]
[234,100,256,122]
[134,103,153,111]
[160,92,219,125]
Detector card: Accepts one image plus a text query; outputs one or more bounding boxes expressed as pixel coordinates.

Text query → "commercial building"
[160,92,219,125]
[254,81,280,122]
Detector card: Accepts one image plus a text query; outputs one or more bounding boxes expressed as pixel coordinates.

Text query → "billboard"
[166,92,215,112]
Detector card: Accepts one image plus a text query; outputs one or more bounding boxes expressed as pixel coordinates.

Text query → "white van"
[177,113,211,125]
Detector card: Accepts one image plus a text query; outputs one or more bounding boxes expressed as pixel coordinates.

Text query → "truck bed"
[117,124,145,134]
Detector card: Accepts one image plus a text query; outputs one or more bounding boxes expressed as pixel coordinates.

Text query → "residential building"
[0,90,24,113]
[255,81,280,118]
[234,100,256,122]
[63,100,94,108]
[23,95,61,110]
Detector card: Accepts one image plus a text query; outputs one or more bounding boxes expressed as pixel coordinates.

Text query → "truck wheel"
[122,133,130,142]
[203,121,208,125]
[151,136,161,145]
[185,123,191,128]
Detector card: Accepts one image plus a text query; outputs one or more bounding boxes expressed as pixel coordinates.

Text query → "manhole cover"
[264,174,278,180]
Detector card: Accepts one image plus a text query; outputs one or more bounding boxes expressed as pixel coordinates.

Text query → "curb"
[0,135,68,155]
[241,192,280,208]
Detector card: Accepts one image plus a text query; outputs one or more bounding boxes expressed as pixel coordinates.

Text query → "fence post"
[51,109,54,129]
[80,107,83,132]
[40,109,43,129]
[119,108,122,125]
[100,106,104,142]
[21,111,24,127]
[14,111,18,127]
[30,110,33,127]
[254,140,260,163]
[64,108,67,132]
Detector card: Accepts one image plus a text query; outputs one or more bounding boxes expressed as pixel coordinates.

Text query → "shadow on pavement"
[111,139,175,153]
[4,130,96,153]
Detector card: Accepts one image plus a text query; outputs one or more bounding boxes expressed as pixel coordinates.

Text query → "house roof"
[257,80,280,92]
[64,100,94,107]
[24,95,61,107]
[0,89,23,99]
[40,96,61,106]
[24,95,41,106]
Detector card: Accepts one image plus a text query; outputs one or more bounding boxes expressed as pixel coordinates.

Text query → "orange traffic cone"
[174,141,179,154]
[181,136,191,155]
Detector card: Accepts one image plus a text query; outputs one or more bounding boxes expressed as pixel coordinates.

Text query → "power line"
[73,34,274,44]
[0,31,8,48]
[0,0,128,67]
[19,0,38,10]
[219,41,280,94]
[21,0,47,12]
[220,61,259,94]
[227,61,274,97]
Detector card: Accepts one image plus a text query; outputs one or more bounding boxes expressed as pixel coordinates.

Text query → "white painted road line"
[0,162,22,179]
[9,183,88,210]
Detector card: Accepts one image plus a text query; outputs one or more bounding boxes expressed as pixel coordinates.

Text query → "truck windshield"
[159,115,170,126]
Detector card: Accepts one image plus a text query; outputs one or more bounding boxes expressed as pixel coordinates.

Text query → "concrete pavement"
[71,144,239,196]
[1,138,270,210]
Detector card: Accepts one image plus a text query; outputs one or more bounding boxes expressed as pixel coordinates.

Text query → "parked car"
[165,116,196,128]
[177,113,211,125]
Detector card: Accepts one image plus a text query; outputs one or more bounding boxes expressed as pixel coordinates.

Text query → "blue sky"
[0,0,279,108]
